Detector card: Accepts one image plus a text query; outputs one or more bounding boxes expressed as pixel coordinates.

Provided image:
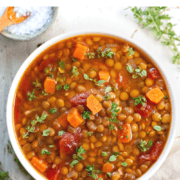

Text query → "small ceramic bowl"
[1,7,58,41]
[6,30,177,180]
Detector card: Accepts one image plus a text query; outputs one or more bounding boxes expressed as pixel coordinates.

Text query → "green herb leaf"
[107,172,112,178]
[130,6,180,64]
[59,61,65,69]
[82,111,91,120]
[72,58,77,62]
[58,131,65,136]
[32,79,42,88]
[41,149,51,155]
[64,84,69,90]
[105,86,112,93]
[153,125,162,131]
[49,108,57,114]
[109,124,115,130]
[95,80,106,86]
[86,52,95,59]
[102,151,108,156]
[87,132,93,136]
[49,145,54,148]
[56,84,62,91]
[43,129,50,136]
[121,162,128,167]
[27,90,36,101]
[104,94,111,100]
[70,160,79,167]
[108,102,120,123]
[164,95,168,99]
[86,165,101,179]
[126,65,134,73]
[128,47,134,56]
[133,95,146,106]
[72,66,79,77]
[109,155,117,162]
[84,73,89,80]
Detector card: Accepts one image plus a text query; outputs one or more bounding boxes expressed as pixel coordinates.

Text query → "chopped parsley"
[126,65,147,79]
[71,66,79,77]
[43,129,50,136]
[56,84,62,91]
[85,52,95,59]
[133,95,146,106]
[86,165,101,179]
[82,111,91,120]
[27,90,36,101]
[70,146,86,167]
[87,132,93,136]
[41,90,48,96]
[23,112,48,138]
[153,125,162,131]
[101,151,108,156]
[49,108,57,114]
[121,162,128,167]
[119,125,122,129]
[41,149,51,155]
[95,80,106,86]
[105,86,112,93]
[108,152,120,162]
[58,131,65,136]
[108,102,120,123]
[109,124,115,130]
[32,79,42,88]
[72,58,77,62]
[138,140,153,152]
[59,60,65,69]
[64,84,69,90]
[128,47,134,56]
[104,94,111,100]
[49,145,54,148]
[49,73,53,78]
[107,172,112,178]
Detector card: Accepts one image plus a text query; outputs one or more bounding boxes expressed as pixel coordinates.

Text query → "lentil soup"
[14,35,171,180]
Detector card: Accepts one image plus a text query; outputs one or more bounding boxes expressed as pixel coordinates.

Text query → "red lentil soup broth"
[14,35,171,180]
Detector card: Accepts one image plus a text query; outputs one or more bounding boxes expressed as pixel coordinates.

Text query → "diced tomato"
[59,128,82,159]
[14,97,21,124]
[134,100,153,118]
[46,166,61,180]
[148,68,160,79]
[138,141,163,163]
[39,58,57,71]
[117,72,128,87]
[118,124,132,143]
[70,92,90,106]
[150,141,163,161]
[20,76,33,97]
[138,154,151,163]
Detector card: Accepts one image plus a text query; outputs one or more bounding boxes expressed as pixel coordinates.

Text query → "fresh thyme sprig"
[129,6,180,64]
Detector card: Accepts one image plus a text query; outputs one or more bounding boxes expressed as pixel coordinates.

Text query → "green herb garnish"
[138,140,153,152]
[121,162,128,167]
[59,60,65,69]
[109,124,115,130]
[108,152,120,162]
[72,66,79,77]
[103,94,111,100]
[27,89,36,101]
[95,80,106,86]
[133,95,146,106]
[72,58,77,62]
[126,65,147,79]
[41,149,51,155]
[58,131,65,136]
[108,102,120,123]
[43,129,50,136]
[86,52,95,59]
[23,112,48,138]
[105,86,112,93]
[107,172,112,178]
[153,125,162,131]
[128,47,134,56]
[49,145,54,148]
[56,84,62,91]
[86,165,101,179]
[164,95,168,99]
[49,108,57,114]
[101,151,108,156]
[87,132,93,136]
[64,84,69,90]
[82,111,91,120]
[32,79,42,88]
[130,6,180,64]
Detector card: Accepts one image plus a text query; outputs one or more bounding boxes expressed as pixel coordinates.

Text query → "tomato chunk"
[134,100,153,118]
[150,141,163,161]
[39,58,57,71]
[59,127,82,159]
[70,92,90,106]
[14,97,21,124]
[117,72,129,87]
[46,166,61,180]
[138,154,151,163]
[118,124,132,143]
[148,68,160,79]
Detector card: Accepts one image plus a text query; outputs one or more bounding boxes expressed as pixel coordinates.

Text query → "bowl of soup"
[6,30,176,180]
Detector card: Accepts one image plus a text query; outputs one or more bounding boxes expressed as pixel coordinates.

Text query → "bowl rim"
[6,30,177,180]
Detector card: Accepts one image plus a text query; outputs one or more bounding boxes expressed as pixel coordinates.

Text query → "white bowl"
[6,30,177,180]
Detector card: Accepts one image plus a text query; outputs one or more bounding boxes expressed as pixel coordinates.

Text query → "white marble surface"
[0,5,180,180]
